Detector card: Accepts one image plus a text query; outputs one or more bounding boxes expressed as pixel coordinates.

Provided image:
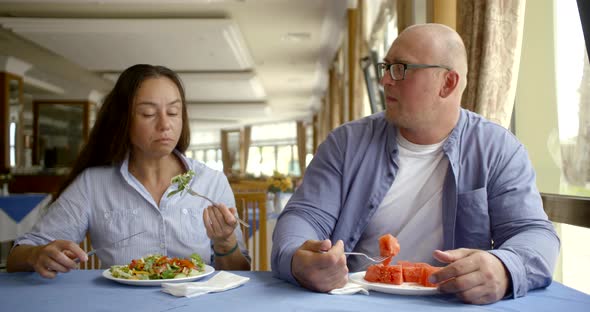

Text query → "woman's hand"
[203,203,239,251]
[27,240,88,279]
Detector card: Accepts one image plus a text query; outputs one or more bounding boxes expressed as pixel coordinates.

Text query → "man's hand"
[431,248,510,304]
[291,239,348,292]
[28,240,87,279]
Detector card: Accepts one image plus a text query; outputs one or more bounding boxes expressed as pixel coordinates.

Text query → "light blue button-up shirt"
[272,109,560,298]
[15,150,248,268]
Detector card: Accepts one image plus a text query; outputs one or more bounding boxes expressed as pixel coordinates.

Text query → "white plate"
[102,265,215,286]
[349,271,439,296]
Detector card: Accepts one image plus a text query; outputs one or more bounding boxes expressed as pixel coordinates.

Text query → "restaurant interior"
[0,0,589,303]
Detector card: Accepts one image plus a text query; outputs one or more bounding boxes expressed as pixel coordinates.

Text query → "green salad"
[109,253,205,280]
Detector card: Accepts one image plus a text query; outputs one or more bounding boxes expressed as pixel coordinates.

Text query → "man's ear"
[439,70,459,98]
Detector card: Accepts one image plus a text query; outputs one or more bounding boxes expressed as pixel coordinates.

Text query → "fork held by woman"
[187,189,250,228]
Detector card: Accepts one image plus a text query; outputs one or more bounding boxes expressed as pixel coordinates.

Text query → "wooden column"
[347,7,359,122]
[430,0,457,29]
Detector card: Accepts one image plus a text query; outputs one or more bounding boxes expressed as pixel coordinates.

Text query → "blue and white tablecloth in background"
[0,194,51,242]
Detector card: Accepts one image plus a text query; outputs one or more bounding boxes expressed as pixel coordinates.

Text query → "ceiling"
[0,0,349,140]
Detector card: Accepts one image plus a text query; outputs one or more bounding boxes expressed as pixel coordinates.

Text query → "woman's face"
[129,77,183,159]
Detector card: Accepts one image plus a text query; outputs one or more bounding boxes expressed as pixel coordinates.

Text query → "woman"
[7,64,250,278]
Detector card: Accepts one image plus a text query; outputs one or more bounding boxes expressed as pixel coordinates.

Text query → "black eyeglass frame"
[377,62,452,81]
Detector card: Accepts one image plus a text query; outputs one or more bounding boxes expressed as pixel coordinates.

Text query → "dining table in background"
[1,270,588,312]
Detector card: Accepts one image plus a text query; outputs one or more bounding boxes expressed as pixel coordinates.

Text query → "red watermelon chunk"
[378,234,400,265]
[419,266,442,287]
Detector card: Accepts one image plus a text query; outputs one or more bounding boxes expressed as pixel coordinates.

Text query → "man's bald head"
[397,23,468,92]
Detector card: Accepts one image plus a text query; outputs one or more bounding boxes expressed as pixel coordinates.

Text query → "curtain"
[458,0,526,128]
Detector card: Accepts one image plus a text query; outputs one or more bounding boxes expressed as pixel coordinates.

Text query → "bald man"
[271,23,559,304]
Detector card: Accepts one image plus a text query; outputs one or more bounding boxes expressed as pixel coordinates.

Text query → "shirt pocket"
[456,187,491,249]
[180,206,207,243]
[94,210,136,248]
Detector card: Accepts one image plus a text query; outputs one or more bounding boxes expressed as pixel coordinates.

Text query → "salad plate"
[349,272,439,296]
[103,264,215,286]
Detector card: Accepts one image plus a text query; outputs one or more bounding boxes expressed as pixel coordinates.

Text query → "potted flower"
[266,171,293,213]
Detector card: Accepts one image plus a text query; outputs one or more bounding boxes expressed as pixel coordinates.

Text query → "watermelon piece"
[385,264,403,285]
[419,266,442,287]
[363,263,403,285]
[378,234,400,265]
[402,266,422,283]
[364,264,382,283]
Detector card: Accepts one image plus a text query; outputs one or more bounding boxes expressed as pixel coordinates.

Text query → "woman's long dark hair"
[54,64,191,199]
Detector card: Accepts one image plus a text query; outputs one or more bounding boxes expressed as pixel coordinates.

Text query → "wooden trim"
[220,130,230,175]
[312,113,319,154]
[431,0,457,30]
[347,7,359,122]
[0,72,22,172]
[541,193,590,228]
[296,121,307,175]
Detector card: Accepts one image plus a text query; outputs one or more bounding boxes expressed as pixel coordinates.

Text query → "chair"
[234,192,269,271]
[230,179,269,193]
[78,233,100,270]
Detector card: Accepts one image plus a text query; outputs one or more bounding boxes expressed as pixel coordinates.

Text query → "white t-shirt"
[349,131,449,272]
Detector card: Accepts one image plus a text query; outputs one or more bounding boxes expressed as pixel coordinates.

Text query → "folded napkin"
[161,271,249,298]
[329,282,369,295]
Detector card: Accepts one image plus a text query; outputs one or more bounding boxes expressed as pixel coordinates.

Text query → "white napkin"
[329,282,369,295]
[161,271,250,298]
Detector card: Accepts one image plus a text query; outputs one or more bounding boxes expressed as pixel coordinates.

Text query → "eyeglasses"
[376,62,452,81]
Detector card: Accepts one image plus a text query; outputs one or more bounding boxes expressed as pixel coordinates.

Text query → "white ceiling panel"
[0,18,254,71]
[187,103,269,120]
[103,72,266,102]
[182,73,265,102]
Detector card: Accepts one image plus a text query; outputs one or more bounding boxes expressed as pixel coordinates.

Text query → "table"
[1,271,588,312]
[0,194,51,242]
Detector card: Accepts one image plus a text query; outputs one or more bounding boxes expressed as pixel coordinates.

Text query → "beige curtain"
[458,0,526,128]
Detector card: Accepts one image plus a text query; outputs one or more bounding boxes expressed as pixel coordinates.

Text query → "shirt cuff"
[274,244,301,286]
[488,249,526,298]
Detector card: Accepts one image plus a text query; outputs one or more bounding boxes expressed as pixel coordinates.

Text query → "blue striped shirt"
[15,150,248,268]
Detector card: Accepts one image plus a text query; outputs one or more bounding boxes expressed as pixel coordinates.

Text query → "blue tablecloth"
[1,271,588,312]
[0,194,48,223]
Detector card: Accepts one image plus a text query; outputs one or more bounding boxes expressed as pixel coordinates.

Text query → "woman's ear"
[439,70,459,98]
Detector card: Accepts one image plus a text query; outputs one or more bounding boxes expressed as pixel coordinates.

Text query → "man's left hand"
[431,248,510,304]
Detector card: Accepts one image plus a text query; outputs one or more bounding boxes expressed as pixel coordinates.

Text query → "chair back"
[234,192,269,271]
[78,233,101,270]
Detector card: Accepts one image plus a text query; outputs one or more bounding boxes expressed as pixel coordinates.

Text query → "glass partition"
[33,101,93,169]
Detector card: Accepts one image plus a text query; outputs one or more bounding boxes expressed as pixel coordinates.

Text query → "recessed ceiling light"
[282,32,311,42]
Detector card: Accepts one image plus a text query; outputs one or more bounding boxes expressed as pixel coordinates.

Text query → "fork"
[186,189,250,228]
[319,251,390,263]
[343,252,391,263]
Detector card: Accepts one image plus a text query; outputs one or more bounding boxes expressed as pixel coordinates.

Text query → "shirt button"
[160,243,165,249]
[104,212,110,219]
[132,209,138,215]
[182,208,188,214]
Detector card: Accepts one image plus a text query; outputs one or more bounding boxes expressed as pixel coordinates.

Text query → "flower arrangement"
[267,171,293,193]
[0,173,12,184]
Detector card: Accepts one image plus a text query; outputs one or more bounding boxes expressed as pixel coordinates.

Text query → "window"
[516,0,590,295]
